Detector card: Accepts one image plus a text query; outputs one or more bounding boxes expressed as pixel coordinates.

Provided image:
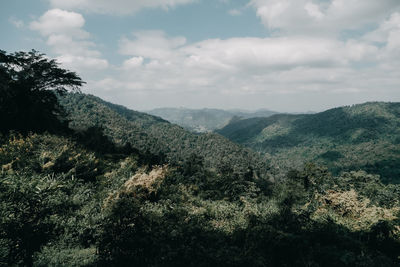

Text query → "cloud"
[47,0,196,15]
[249,0,400,35]
[362,13,400,71]
[31,3,399,111]
[9,17,24,28]
[88,30,392,110]
[122,56,144,69]
[363,12,400,44]
[182,37,377,70]
[118,31,377,75]
[75,26,400,111]
[30,9,88,38]
[119,31,186,59]
[30,9,108,72]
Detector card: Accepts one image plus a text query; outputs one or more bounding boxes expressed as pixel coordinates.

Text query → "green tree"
[0,173,74,266]
[0,50,84,133]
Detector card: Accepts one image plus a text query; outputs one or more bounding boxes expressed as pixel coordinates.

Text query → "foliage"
[217,102,400,183]
[0,50,83,133]
[59,93,271,181]
[0,173,75,266]
[0,127,399,267]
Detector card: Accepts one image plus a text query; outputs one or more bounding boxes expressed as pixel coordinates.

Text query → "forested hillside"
[1,50,400,266]
[217,102,400,183]
[147,107,277,132]
[59,93,271,180]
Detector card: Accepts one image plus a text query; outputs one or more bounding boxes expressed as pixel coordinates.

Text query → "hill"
[217,102,400,183]
[59,93,271,179]
[146,107,277,132]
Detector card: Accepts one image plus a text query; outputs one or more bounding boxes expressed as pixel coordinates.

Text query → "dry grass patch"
[313,189,399,232]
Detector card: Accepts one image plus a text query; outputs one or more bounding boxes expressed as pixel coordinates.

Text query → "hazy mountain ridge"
[217,102,400,183]
[146,107,278,132]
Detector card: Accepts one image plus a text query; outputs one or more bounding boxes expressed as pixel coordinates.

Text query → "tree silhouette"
[0,50,84,133]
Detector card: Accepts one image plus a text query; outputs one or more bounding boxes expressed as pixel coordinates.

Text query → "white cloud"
[363,13,400,44]
[361,12,400,70]
[304,2,324,20]
[30,9,88,38]
[87,30,395,111]
[30,9,108,72]
[249,0,400,35]
[118,31,378,74]
[9,17,24,28]
[387,29,400,51]
[182,37,377,70]
[47,0,196,15]
[119,31,186,59]
[56,54,108,71]
[122,56,144,69]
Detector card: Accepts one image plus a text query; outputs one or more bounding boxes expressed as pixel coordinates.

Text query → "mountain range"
[146,107,278,132]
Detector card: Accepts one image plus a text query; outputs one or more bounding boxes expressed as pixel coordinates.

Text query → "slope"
[217,102,400,183]
[59,93,271,179]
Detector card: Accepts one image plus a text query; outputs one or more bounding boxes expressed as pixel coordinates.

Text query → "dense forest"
[217,103,400,184]
[1,50,399,266]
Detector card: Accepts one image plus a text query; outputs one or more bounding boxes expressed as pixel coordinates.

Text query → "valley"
[1,50,399,266]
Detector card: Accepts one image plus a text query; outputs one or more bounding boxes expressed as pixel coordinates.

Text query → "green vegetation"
[1,50,399,266]
[59,93,271,180]
[1,135,399,266]
[217,103,400,183]
[0,50,83,134]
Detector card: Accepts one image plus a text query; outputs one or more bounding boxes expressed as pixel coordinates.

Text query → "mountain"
[217,102,400,183]
[59,93,271,179]
[2,94,400,266]
[146,107,278,132]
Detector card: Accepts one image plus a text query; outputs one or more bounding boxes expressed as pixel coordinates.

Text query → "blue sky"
[2,0,400,112]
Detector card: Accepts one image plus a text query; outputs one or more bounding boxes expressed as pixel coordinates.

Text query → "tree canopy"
[0,50,84,133]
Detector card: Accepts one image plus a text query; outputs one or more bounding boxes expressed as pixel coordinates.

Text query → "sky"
[1,0,400,112]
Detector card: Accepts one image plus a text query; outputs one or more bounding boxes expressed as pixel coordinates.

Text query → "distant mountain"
[146,107,278,132]
[217,102,400,183]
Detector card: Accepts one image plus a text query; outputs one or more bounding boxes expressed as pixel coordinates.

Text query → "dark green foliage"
[216,114,297,145]
[0,50,83,134]
[1,129,399,267]
[0,173,75,266]
[59,93,271,182]
[97,162,400,267]
[319,150,344,161]
[217,102,400,183]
